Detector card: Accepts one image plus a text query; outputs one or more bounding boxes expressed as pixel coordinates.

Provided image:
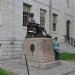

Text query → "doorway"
[66,20,70,43]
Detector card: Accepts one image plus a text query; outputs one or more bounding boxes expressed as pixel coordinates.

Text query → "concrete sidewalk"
[0,59,75,75]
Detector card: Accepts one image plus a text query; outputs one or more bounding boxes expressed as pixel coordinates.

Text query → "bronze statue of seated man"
[25,13,52,38]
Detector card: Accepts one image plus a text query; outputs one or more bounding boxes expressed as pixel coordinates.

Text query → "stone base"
[28,61,61,69]
[20,60,61,69]
[23,38,55,63]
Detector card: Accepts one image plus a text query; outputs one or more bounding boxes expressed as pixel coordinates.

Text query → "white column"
[49,0,52,36]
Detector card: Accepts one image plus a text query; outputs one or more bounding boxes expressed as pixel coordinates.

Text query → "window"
[40,9,46,27]
[23,3,31,26]
[67,0,69,8]
[53,13,57,31]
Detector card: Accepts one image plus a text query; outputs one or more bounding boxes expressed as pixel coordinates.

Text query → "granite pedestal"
[22,38,60,69]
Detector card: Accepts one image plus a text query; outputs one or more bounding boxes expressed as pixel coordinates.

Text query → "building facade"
[52,0,73,43]
[0,0,74,60]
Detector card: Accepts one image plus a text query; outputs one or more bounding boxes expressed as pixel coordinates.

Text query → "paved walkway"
[63,71,75,75]
[0,59,75,75]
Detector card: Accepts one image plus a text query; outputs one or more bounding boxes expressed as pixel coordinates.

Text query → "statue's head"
[67,20,70,25]
[30,13,34,17]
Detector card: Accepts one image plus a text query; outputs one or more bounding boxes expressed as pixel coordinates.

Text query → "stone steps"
[60,43,75,53]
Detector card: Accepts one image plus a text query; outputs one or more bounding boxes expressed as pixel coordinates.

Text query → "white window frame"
[23,3,32,27]
[40,9,46,27]
[53,13,57,31]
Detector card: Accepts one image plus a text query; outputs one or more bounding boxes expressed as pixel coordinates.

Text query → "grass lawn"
[60,53,75,61]
[0,68,16,75]
[0,68,11,75]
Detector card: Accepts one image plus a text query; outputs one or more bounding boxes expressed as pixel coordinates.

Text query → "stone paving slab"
[63,71,75,75]
[0,59,75,75]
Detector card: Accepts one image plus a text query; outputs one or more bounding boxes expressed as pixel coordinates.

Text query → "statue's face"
[67,20,70,25]
[30,13,34,17]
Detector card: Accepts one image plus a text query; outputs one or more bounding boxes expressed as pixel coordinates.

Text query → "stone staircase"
[60,43,75,53]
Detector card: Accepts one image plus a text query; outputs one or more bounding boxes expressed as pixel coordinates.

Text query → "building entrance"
[66,20,70,43]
